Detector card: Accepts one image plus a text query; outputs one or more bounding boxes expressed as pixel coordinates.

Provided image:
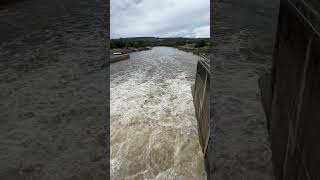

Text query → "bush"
[195,39,207,48]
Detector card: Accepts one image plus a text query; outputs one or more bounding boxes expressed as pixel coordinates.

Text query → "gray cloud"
[111,0,209,38]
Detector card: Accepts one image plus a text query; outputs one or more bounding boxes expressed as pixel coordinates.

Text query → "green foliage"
[110,37,209,49]
[176,39,187,46]
[195,39,207,48]
[133,42,139,48]
[110,41,116,49]
[125,41,131,48]
[110,39,126,48]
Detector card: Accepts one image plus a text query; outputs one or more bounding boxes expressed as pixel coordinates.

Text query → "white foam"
[110,47,206,179]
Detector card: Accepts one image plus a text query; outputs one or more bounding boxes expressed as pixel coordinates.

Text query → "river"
[110,47,206,179]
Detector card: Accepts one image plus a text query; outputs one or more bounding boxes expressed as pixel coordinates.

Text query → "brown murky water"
[110,47,206,179]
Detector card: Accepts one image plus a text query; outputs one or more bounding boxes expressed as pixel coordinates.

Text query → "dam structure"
[210,0,320,179]
[192,55,210,170]
[0,0,108,179]
[263,0,320,179]
[210,0,279,179]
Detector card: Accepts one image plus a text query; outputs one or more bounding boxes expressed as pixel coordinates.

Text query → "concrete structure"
[192,55,210,157]
[263,0,320,179]
[0,0,108,179]
[110,54,130,63]
[211,0,279,179]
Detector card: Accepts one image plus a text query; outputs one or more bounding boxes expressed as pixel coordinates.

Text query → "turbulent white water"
[110,47,206,180]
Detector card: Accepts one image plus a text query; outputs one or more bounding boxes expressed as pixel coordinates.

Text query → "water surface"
[110,47,206,179]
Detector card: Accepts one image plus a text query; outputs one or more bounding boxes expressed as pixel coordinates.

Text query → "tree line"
[110,37,209,49]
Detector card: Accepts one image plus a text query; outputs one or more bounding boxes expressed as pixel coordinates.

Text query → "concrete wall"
[192,56,210,158]
[211,0,279,179]
[267,0,320,179]
[0,0,108,179]
[192,56,212,179]
[110,54,130,63]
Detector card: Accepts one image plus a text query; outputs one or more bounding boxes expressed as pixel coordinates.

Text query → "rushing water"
[110,47,206,180]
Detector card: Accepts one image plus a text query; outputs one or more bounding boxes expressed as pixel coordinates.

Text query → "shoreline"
[177,46,209,59]
[110,54,130,63]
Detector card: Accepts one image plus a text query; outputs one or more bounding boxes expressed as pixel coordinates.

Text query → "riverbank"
[110,47,152,55]
[109,47,152,63]
[110,54,130,63]
[177,44,209,58]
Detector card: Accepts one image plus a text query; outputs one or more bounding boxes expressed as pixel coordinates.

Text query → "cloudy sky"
[111,0,210,39]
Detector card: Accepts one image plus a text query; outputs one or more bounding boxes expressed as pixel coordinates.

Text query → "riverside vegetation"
[110,37,209,57]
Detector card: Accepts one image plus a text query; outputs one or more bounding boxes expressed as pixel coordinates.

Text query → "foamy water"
[110,47,206,180]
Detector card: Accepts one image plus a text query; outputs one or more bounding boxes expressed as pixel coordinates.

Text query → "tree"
[125,41,131,48]
[111,39,125,48]
[176,39,186,46]
[195,39,207,48]
[133,42,139,48]
[110,41,116,49]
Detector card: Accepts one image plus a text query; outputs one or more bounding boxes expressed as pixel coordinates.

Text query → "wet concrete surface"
[0,0,108,179]
[209,0,279,179]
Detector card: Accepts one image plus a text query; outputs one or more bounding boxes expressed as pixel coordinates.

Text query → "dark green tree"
[195,39,207,48]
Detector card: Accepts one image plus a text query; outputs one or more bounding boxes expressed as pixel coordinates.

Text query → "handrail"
[198,54,210,73]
